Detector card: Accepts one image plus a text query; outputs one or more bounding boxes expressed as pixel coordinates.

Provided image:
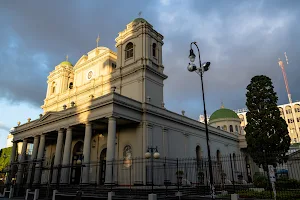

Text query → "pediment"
[74,55,88,68]
[38,112,65,123]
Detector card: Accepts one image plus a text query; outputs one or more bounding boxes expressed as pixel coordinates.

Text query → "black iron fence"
[3,152,300,199]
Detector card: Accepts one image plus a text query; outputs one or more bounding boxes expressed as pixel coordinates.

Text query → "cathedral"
[9,17,246,187]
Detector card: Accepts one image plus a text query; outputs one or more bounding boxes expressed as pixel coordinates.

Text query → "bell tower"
[45,59,74,99]
[115,18,167,107]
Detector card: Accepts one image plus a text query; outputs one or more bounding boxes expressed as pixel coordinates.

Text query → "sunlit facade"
[236,101,300,143]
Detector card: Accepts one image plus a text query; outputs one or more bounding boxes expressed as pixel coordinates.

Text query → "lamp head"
[202,62,210,72]
[187,63,197,72]
[145,151,151,159]
[189,49,196,62]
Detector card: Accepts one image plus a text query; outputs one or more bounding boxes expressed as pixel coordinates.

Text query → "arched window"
[123,145,132,168]
[230,125,233,132]
[223,125,227,131]
[69,82,73,89]
[217,126,220,129]
[51,82,56,94]
[125,42,134,59]
[235,125,238,133]
[152,43,157,57]
[216,150,221,163]
[196,145,202,160]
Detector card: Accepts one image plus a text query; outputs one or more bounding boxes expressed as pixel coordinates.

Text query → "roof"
[60,61,73,66]
[210,107,239,121]
[132,18,149,24]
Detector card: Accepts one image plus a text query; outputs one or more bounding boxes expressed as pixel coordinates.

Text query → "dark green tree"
[245,75,290,169]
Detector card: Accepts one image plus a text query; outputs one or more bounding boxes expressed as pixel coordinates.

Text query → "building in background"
[199,101,300,144]
[236,101,300,144]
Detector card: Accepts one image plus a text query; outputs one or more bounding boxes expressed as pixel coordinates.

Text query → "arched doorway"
[71,141,83,184]
[99,148,107,185]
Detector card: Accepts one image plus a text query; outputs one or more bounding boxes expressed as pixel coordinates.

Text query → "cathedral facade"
[9,18,245,186]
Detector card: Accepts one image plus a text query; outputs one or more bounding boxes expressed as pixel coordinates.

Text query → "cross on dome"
[96,35,100,47]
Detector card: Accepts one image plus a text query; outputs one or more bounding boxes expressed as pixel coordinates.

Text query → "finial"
[66,55,69,61]
[96,34,100,48]
[138,11,142,17]
[221,101,224,108]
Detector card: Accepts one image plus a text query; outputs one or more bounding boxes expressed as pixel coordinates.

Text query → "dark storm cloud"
[1,0,300,120]
[155,0,300,119]
[0,0,153,106]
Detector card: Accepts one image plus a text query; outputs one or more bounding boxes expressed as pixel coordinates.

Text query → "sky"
[0,0,300,149]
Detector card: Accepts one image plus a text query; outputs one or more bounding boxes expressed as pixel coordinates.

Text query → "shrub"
[253,173,268,188]
[276,177,300,190]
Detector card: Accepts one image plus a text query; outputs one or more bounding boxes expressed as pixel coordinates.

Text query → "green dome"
[60,61,73,66]
[210,107,239,121]
[132,18,148,24]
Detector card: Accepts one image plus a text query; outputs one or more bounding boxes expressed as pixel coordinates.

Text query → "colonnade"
[9,116,117,186]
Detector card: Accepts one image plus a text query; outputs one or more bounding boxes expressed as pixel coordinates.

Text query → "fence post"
[263,151,272,199]
[229,154,236,193]
[177,158,179,192]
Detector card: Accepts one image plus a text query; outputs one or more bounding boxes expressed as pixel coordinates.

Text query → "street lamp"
[145,146,160,194]
[187,42,215,199]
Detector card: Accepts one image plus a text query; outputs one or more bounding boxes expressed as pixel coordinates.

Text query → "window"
[196,145,202,160]
[123,145,132,168]
[217,126,220,129]
[235,125,238,132]
[297,117,300,122]
[295,108,300,112]
[51,82,56,94]
[112,63,116,69]
[288,119,294,123]
[286,109,292,114]
[152,43,157,57]
[125,42,133,59]
[69,82,73,89]
[229,125,233,132]
[223,125,227,131]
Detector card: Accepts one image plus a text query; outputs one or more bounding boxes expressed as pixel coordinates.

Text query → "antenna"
[138,11,142,17]
[278,55,292,104]
[284,52,289,65]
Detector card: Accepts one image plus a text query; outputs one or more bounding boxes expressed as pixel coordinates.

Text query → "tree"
[0,147,12,172]
[245,75,290,169]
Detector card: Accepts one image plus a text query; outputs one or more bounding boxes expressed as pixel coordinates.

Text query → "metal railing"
[5,152,300,199]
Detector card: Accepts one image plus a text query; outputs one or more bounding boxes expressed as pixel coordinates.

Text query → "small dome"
[132,18,148,24]
[60,61,73,66]
[210,107,239,121]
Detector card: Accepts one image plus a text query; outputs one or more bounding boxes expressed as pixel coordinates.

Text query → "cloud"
[0,122,10,132]
[154,0,300,118]
[0,0,300,121]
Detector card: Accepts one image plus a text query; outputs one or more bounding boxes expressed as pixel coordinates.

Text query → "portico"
[11,92,143,186]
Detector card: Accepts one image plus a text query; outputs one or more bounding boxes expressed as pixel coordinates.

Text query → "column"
[105,117,116,185]
[26,136,40,185]
[60,127,72,184]
[33,135,45,184]
[6,142,17,184]
[82,123,92,184]
[16,139,28,184]
[51,129,64,184]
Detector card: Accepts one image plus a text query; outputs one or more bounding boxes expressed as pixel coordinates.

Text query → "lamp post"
[187,42,215,199]
[145,146,160,194]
